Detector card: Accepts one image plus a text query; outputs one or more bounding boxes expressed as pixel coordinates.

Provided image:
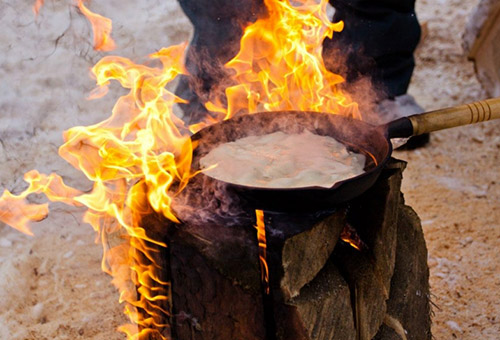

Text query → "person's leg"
[325,0,428,147]
[176,0,265,124]
[324,0,421,98]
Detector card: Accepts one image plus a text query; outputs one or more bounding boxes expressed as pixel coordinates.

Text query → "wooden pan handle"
[408,97,500,135]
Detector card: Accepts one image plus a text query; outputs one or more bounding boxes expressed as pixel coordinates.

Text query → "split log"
[323,160,403,340]
[373,204,431,340]
[169,222,266,340]
[280,211,346,300]
[137,158,431,340]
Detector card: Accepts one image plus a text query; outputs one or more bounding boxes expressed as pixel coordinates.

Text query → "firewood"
[169,222,265,340]
[280,210,346,300]
[137,158,431,340]
[373,205,431,340]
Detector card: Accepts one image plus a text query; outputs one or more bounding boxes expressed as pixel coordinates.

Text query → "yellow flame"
[0,43,189,339]
[205,0,358,124]
[3,0,360,338]
[77,0,116,51]
[255,209,270,294]
[340,224,363,251]
[0,170,82,235]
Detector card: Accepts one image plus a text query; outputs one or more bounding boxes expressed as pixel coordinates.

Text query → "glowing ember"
[340,224,365,251]
[2,0,358,338]
[255,209,270,294]
[77,0,116,51]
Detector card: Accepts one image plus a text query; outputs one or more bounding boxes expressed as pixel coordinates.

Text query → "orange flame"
[255,209,270,294]
[0,43,189,339]
[32,0,44,16]
[77,0,116,51]
[204,0,358,124]
[340,224,365,251]
[0,170,82,235]
[3,0,359,338]
[59,44,190,338]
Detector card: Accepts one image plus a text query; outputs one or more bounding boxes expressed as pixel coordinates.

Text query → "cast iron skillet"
[191,97,500,212]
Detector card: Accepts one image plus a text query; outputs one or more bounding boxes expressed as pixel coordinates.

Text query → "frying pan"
[191,97,500,212]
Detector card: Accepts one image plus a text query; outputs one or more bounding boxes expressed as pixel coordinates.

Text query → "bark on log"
[280,211,346,300]
[287,257,357,340]
[169,222,266,340]
[331,160,404,340]
[373,204,431,340]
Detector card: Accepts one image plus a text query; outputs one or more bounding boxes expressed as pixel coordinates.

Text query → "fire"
[77,0,116,51]
[0,170,82,235]
[204,0,358,125]
[255,210,270,294]
[0,43,190,339]
[32,0,44,16]
[32,1,116,51]
[2,0,359,338]
[340,224,366,251]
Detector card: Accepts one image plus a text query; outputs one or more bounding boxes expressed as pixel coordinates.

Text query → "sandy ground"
[0,0,498,339]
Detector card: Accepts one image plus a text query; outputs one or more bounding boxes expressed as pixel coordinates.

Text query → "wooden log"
[264,159,407,340]
[137,158,431,340]
[372,204,431,340]
[285,257,357,340]
[331,159,405,340]
[280,210,346,300]
[261,210,348,339]
[169,221,266,340]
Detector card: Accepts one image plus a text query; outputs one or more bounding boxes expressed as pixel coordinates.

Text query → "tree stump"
[139,158,431,340]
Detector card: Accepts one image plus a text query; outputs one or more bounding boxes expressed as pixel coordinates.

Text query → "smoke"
[171,0,393,224]
[175,0,266,125]
[322,43,387,125]
[172,109,387,225]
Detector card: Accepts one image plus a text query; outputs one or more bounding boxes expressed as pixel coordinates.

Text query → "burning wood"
[160,159,431,340]
[0,0,430,339]
[255,209,270,294]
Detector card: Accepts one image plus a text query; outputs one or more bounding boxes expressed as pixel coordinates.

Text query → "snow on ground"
[0,0,498,339]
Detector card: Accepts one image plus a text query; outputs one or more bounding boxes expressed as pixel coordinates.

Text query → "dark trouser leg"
[176,0,264,124]
[324,0,420,98]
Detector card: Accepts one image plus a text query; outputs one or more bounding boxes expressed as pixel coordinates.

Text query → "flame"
[204,0,358,124]
[33,0,44,16]
[33,1,116,51]
[0,43,189,339]
[3,0,360,338]
[77,0,116,51]
[0,170,82,235]
[340,224,365,251]
[255,209,270,294]
[59,44,190,338]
